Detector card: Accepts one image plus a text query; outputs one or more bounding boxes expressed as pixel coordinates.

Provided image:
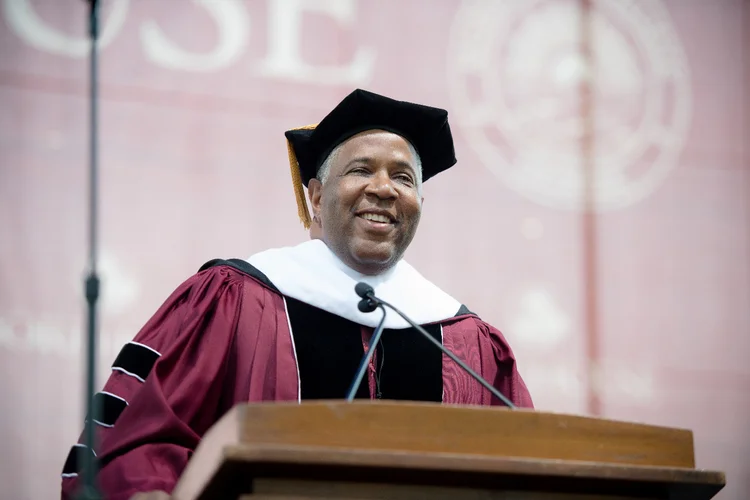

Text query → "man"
[61,89,533,500]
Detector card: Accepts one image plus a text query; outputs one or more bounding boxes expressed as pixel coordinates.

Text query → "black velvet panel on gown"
[285,297,443,402]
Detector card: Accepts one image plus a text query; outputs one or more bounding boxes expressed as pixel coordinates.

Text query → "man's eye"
[395,174,414,184]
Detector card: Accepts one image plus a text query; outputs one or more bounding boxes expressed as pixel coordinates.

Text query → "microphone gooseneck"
[345,302,387,402]
[353,282,517,409]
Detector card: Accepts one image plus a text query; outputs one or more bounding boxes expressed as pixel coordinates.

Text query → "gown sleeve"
[61,266,247,500]
[475,318,535,409]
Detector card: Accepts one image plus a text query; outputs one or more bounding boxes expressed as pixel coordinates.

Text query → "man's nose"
[364,171,398,199]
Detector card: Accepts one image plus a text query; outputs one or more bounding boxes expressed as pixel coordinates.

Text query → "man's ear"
[308,178,323,216]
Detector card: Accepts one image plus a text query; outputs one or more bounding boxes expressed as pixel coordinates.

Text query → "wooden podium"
[171,401,725,500]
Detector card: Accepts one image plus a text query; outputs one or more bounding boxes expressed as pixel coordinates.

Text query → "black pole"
[78,1,101,499]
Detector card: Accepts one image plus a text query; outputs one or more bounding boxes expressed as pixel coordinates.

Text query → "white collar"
[246,240,461,329]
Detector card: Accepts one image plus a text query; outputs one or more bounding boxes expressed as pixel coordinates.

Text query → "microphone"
[345,286,387,401]
[353,282,517,409]
[355,282,378,313]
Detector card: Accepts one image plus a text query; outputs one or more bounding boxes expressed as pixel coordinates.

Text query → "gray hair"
[317,140,423,195]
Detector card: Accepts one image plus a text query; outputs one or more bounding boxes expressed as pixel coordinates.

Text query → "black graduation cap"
[285,89,457,228]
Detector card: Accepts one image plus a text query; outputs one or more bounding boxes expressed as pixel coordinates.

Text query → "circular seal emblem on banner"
[446,0,692,211]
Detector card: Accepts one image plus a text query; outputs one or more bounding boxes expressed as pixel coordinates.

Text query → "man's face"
[308,130,423,275]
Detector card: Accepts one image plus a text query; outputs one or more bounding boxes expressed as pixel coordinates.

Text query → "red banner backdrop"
[0,1,748,499]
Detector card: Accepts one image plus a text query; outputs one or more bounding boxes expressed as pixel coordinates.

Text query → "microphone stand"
[345,302,387,402]
[360,289,517,409]
[78,1,102,499]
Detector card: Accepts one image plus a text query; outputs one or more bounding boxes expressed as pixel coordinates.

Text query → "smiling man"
[61,89,533,500]
[310,129,421,275]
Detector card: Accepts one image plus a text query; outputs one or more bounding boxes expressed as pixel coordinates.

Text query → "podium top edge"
[229,400,694,434]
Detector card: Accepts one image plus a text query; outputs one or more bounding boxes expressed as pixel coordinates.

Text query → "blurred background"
[0,0,748,498]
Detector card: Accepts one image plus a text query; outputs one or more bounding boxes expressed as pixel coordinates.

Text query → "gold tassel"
[286,123,318,229]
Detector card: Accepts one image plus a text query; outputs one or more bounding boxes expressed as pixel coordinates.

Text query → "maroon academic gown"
[60,262,533,500]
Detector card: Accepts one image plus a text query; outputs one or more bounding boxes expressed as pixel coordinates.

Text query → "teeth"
[361,213,391,223]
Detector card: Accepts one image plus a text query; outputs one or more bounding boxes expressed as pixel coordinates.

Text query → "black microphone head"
[357,298,378,313]
[354,282,374,299]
